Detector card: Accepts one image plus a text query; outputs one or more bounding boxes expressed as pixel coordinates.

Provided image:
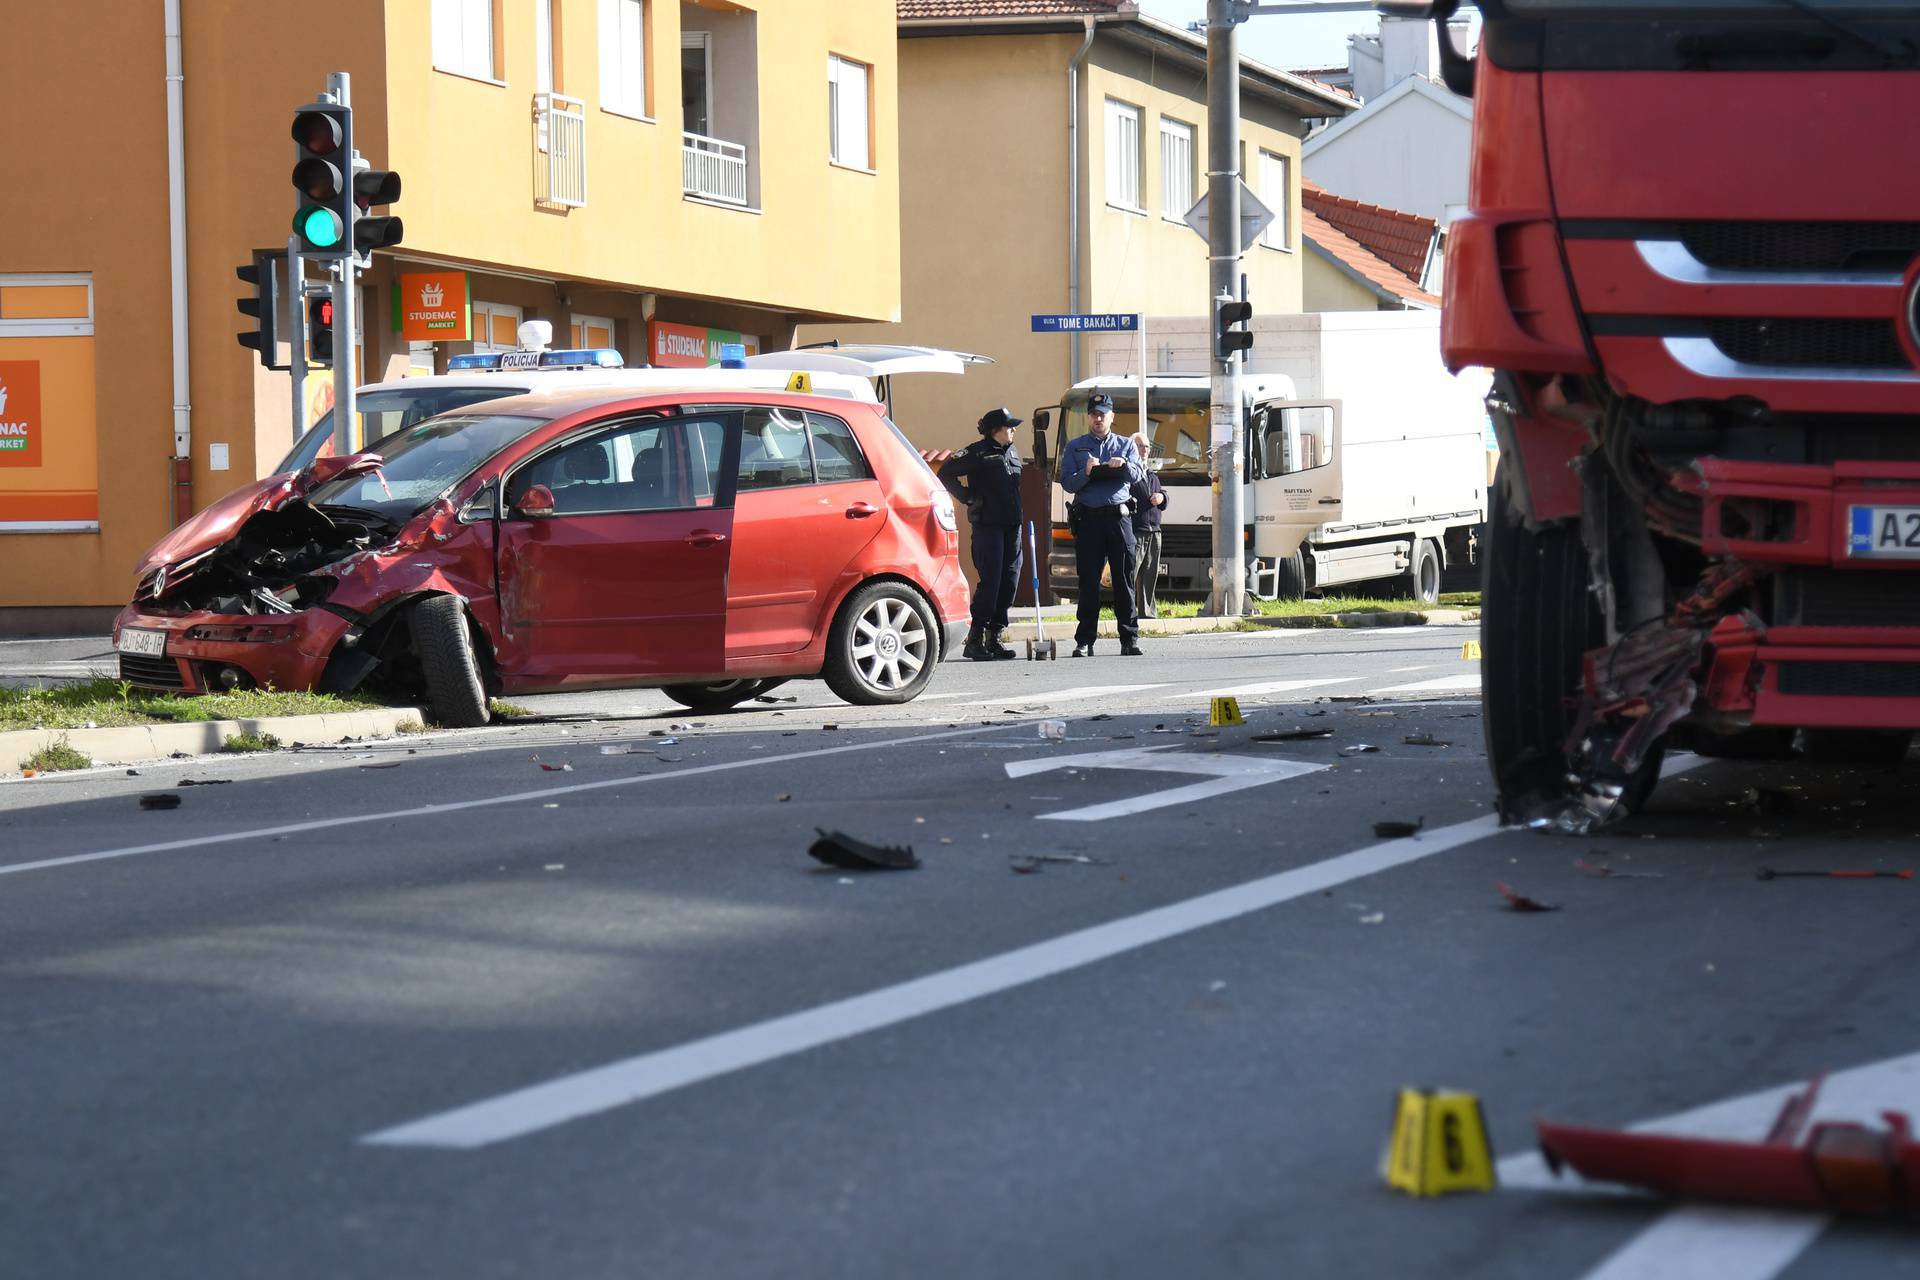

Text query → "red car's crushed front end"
[1443,4,1920,827]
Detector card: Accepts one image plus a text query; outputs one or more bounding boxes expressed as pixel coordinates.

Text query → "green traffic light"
[296,206,343,250]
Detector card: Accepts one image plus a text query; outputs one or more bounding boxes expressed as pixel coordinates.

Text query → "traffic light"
[1215,296,1254,362]
[291,103,352,258]
[309,295,334,367]
[235,248,283,370]
[352,164,404,254]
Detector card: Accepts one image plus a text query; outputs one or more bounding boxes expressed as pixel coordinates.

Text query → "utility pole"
[1204,0,1246,618]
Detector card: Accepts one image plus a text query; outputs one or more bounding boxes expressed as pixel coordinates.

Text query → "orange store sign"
[396,271,471,342]
[0,360,42,468]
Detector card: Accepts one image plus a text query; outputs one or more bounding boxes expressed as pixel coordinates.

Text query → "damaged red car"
[111,386,970,724]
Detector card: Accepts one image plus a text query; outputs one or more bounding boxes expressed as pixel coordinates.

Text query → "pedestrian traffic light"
[235,248,283,370]
[291,103,352,258]
[1215,296,1254,362]
[351,164,404,254]
[309,295,334,367]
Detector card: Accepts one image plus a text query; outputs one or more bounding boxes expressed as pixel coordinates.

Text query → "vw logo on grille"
[153,564,169,597]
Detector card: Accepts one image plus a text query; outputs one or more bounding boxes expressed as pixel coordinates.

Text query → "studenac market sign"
[649,320,760,368]
[393,271,472,342]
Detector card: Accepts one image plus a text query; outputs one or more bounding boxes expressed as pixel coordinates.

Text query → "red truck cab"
[1416,0,1920,827]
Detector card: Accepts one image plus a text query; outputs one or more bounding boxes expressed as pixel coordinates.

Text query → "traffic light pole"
[1205,0,1246,617]
[287,235,308,447]
[328,71,356,456]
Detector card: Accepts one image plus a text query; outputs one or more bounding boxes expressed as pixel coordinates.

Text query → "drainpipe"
[1066,16,1096,387]
[164,0,193,525]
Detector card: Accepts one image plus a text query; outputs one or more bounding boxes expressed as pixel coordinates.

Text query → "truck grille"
[1777,660,1920,699]
[1778,571,1920,628]
[1678,221,1920,275]
[1160,527,1217,559]
[120,653,186,690]
[1704,318,1907,370]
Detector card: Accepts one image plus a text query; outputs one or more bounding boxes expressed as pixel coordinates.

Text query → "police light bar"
[540,348,625,369]
[446,353,503,371]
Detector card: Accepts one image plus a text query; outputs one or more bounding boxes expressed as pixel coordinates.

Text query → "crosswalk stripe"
[958,683,1167,707]
[1374,674,1482,694]
[1183,677,1361,699]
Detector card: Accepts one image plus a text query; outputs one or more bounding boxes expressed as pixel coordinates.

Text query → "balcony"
[682,131,749,207]
[535,92,587,208]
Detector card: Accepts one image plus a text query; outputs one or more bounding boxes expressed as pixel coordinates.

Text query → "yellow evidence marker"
[1209,696,1244,727]
[1461,640,1482,661]
[785,371,813,393]
[1384,1088,1496,1197]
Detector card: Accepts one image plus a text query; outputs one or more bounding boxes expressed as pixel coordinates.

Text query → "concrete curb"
[2,707,425,777]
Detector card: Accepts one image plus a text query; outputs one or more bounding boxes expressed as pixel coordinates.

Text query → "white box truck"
[1037,311,1493,603]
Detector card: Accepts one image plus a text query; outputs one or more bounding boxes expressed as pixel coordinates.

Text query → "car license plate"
[117,627,168,657]
[1847,506,1920,559]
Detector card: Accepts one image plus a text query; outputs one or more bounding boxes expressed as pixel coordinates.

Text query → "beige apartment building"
[1,0,899,630]
[818,0,1355,453]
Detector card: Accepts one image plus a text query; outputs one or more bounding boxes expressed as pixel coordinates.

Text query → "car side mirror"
[458,481,497,524]
[514,484,557,519]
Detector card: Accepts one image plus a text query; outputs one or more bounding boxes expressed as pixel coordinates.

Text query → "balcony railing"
[535,93,587,208]
[682,131,749,206]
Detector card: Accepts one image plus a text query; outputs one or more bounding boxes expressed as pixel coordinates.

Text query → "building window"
[1104,98,1142,212]
[570,314,615,349]
[432,0,496,81]
[828,55,873,170]
[599,0,648,116]
[1159,118,1194,220]
[473,302,525,353]
[1259,149,1290,250]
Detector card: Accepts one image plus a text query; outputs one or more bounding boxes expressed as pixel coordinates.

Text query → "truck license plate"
[117,627,168,657]
[1847,506,1920,559]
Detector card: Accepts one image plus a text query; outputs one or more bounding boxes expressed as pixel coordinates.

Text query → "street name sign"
[1030,313,1140,333]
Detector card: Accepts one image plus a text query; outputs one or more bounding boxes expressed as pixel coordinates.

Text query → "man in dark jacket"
[1060,393,1145,656]
[938,407,1025,660]
[1128,432,1166,619]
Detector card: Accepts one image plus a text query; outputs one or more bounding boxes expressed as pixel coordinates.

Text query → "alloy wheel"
[849,597,929,692]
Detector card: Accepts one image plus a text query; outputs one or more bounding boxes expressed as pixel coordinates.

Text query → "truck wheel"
[824,582,939,706]
[661,679,767,712]
[1799,728,1913,764]
[1401,539,1441,605]
[411,595,491,728]
[1273,550,1306,602]
[1482,465,1660,822]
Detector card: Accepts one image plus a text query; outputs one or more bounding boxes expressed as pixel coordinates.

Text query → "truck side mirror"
[1031,409,1051,462]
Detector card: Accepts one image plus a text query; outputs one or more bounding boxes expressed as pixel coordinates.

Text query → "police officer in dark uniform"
[1060,393,1145,657]
[938,407,1026,660]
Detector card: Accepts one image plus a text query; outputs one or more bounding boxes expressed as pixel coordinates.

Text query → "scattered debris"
[539,763,574,773]
[669,722,693,731]
[1373,818,1425,839]
[1402,733,1452,747]
[1009,852,1109,868]
[1743,787,1798,818]
[1497,881,1562,912]
[775,793,792,803]
[1341,744,1380,756]
[1758,867,1914,881]
[177,778,233,787]
[139,794,181,810]
[358,761,402,770]
[754,694,798,704]
[1253,728,1334,742]
[1208,980,1228,993]
[1574,857,1664,879]
[821,723,840,731]
[544,864,564,871]
[1009,858,1044,875]
[808,829,919,871]
[1039,719,1067,741]
[1357,912,1386,925]
[125,769,140,776]
[837,877,856,886]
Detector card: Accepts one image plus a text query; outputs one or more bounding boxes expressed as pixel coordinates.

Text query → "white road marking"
[1005,745,1326,821]
[1498,1046,1920,1280]
[1385,665,1432,674]
[361,810,1508,1149]
[0,723,1019,879]
[1374,674,1483,694]
[911,692,964,701]
[958,683,1167,707]
[1181,677,1361,700]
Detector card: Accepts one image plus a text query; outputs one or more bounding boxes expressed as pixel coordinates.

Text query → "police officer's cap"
[1087,393,1115,414]
[976,406,1024,435]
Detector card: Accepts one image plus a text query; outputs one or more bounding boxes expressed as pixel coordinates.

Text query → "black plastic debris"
[125,769,140,776]
[1009,858,1044,875]
[1254,728,1335,742]
[1373,818,1425,839]
[755,694,798,704]
[358,762,403,770]
[1574,857,1663,879]
[177,778,232,787]
[139,794,181,810]
[1403,733,1452,747]
[808,829,919,871]
[1498,881,1562,912]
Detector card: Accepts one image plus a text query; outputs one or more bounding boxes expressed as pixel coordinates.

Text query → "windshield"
[275,384,532,474]
[304,413,542,522]
[1058,390,1213,481]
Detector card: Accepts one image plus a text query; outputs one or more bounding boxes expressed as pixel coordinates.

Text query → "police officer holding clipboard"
[1060,394,1145,657]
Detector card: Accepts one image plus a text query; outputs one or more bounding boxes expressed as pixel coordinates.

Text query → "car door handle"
[845,502,880,518]
[686,530,729,548]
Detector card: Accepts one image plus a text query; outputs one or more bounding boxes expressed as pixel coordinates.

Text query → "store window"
[570,314,616,349]
[472,302,525,353]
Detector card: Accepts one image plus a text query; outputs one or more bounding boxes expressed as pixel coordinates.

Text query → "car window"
[279,385,530,473]
[805,411,871,483]
[307,414,541,520]
[509,417,728,515]
[738,407,814,491]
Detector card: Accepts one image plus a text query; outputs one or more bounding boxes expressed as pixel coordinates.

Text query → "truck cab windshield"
[1058,390,1211,482]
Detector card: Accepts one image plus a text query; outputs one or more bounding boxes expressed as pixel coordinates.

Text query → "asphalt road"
[5,625,1920,1279]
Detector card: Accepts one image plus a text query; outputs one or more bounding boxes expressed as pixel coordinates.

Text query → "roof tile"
[899,0,1123,17]
[1300,179,1437,282]
[1301,206,1440,307]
